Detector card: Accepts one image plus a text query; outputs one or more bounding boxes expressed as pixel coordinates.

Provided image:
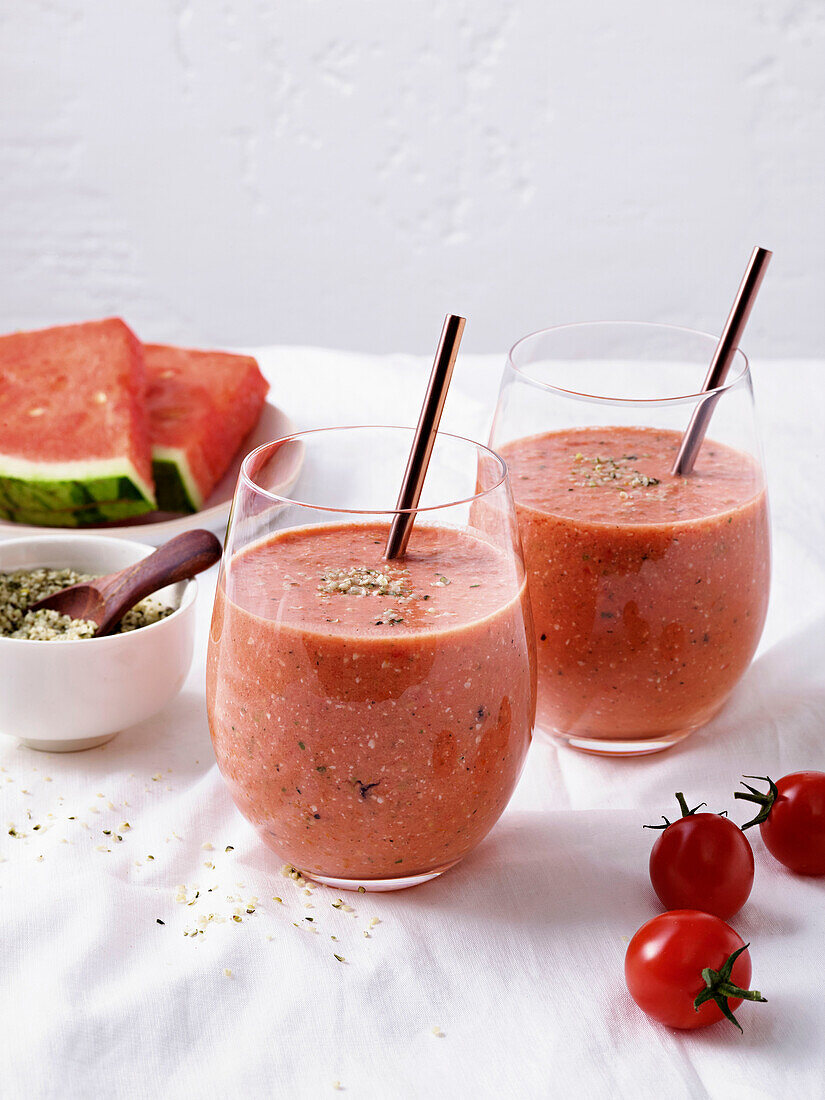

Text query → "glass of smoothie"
[207,426,536,890]
[490,322,770,756]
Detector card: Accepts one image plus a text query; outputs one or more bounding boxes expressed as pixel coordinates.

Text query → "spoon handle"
[96,529,222,635]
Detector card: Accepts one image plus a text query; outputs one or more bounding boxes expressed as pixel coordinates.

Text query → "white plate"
[0,401,299,546]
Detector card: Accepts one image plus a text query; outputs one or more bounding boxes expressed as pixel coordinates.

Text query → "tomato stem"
[675,792,707,818]
[734,775,778,831]
[693,943,767,1032]
[643,792,707,830]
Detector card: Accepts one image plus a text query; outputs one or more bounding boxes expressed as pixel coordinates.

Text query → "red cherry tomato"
[625,910,766,1031]
[647,793,754,919]
[736,772,825,875]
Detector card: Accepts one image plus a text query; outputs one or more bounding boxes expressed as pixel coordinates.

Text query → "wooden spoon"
[29,529,222,637]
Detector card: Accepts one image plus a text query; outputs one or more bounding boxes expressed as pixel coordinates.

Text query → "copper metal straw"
[384,313,466,560]
[671,246,772,476]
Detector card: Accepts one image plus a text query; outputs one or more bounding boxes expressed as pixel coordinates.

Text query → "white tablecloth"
[2,349,824,1100]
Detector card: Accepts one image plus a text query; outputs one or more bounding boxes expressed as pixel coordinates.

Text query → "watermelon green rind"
[0,497,154,527]
[152,450,201,514]
[0,475,152,513]
[0,454,155,515]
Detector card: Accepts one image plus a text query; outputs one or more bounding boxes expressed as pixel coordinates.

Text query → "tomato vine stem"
[693,943,767,1032]
[643,792,708,831]
[734,775,779,831]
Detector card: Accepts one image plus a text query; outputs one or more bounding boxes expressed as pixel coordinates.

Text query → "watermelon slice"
[145,344,269,513]
[0,319,155,518]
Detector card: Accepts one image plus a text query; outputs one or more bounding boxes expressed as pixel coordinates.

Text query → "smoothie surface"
[502,426,763,525]
[228,521,520,636]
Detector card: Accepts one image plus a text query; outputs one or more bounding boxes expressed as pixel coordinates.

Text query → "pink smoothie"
[206,522,535,880]
[499,426,770,744]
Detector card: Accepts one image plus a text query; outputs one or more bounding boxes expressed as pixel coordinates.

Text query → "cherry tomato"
[736,772,825,875]
[646,793,754,919]
[625,910,766,1031]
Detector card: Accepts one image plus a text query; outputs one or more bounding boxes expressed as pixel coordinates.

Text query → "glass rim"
[239,424,509,515]
[507,321,751,405]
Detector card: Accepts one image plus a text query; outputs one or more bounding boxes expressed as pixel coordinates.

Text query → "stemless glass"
[489,322,770,756]
[206,426,536,891]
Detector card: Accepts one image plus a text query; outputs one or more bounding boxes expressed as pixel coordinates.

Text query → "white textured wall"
[1,1,823,355]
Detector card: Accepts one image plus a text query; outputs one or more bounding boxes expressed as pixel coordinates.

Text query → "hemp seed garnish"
[569,453,661,493]
[318,566,411,599]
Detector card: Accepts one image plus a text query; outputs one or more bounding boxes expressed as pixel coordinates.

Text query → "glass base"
[540,724,697,757]
[305,864,457,892]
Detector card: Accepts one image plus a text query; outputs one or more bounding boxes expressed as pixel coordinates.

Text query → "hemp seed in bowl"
[0,567,173,641]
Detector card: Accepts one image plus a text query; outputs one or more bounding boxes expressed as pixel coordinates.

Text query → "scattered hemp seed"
[373,608,404,626]
[357,886,366,893]
[333,954,346,963]
[156,919,165,925]
[225,846,234,852]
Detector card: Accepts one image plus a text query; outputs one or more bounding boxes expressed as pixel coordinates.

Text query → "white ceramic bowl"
[0,534,198,751]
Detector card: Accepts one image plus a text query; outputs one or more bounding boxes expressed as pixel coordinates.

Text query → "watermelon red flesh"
[0,318,155,514]
[145,344,269,512]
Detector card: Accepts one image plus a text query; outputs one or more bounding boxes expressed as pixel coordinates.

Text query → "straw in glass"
[671,246,772,476]
[383,314,466,560]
